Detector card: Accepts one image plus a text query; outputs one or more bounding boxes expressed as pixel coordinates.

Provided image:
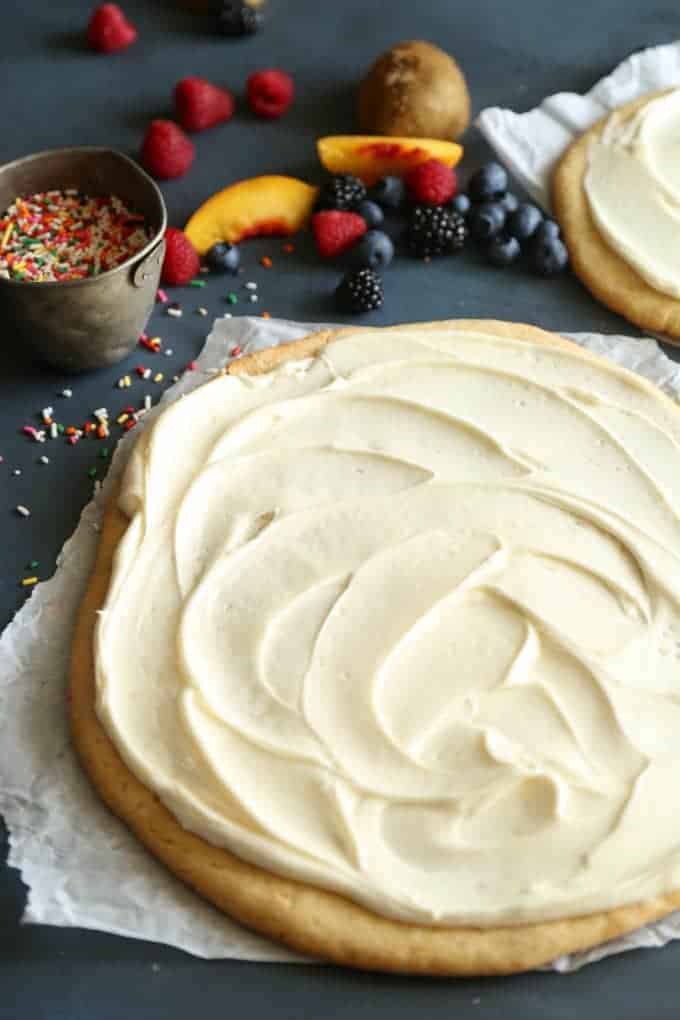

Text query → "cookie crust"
[70,319,680,975]
[553,88,680,341]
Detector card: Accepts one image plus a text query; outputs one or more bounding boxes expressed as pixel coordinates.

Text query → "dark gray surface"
[2,1,680,1015]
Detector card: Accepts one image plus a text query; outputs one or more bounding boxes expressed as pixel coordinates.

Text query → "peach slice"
[184,175,318,254]
[317,135,463,185]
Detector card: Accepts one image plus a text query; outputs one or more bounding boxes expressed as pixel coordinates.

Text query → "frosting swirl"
[97,325,680,926]
[585,88,680,297]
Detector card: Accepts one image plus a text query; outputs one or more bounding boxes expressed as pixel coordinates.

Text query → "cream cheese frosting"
[585,88,680,297]
[96,324,680,927]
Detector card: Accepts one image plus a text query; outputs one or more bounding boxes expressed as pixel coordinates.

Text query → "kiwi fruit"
[358,40,470,141]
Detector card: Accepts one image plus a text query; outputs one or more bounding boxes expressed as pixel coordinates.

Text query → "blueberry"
[486,234,521,267]
[468,201,506,242]
[467,162,508,203]
[349,229,394,270]
[206,242,240,274]
[534,219,560,243]
[530,236,569,277]
[369,176,406,209]
[356,200,384,229]
[507,203,543,244]
[500,192,519,214]
[449,193,471,216]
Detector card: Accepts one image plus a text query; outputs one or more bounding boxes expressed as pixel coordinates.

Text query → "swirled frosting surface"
[97,325,680,926]
[585,88,680,297]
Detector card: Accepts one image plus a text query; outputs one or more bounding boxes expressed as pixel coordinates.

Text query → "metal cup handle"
[132,238,166,288]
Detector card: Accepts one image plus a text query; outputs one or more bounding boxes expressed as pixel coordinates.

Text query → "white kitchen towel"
[477,41,680,211]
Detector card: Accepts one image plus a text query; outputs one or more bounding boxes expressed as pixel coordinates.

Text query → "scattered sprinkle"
[100,447,109,459]
[231,345,242,357]
[22,425,45,443]
[196,307,208,317]
[27,560,39,569]
[167,307,182,318]
[139,335,161,352]
[245,281,258,291]
[13,468,21,476]
[226,292,238,305]
[21,576,38,587]
[282,242,295,254]
[153,372,164,383]
[144,394,152,411]
[156,288,168,303]
[249,293,258,303]
[189,278,206,288]
[261,311,271,319]
[186,361,197,371]
[165,348,173,356]
[16,504,30,517]
[260,255,272,269]
[39,455,49,465]
[88,466,97,479]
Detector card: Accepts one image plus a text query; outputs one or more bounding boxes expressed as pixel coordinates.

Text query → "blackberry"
[317,174,367,211]
[405,206,467,258]
[335,268,384,313]
[218,1,262,36]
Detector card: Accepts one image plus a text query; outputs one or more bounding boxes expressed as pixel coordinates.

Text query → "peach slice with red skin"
[184,175,318,255]
[317,135,463,185]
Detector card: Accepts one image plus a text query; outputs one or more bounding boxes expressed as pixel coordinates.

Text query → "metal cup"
[0,146,167,372]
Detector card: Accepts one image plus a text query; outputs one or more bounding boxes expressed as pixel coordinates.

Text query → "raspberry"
[246,69,294,119]
[141,120,194,180]
[405,206,467,257]
[87,3,137,53]
[174,77,235,132]
[311,211,367,259]
[335,268,384,313]
[161,229,200,286]
[317,174,367,212]
[406,160,457,206]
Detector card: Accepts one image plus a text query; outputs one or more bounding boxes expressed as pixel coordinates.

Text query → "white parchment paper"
[2,315,680,973]
[477,40,680,211]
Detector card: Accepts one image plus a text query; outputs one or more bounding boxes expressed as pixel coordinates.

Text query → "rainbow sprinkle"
[0,190,151,283]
